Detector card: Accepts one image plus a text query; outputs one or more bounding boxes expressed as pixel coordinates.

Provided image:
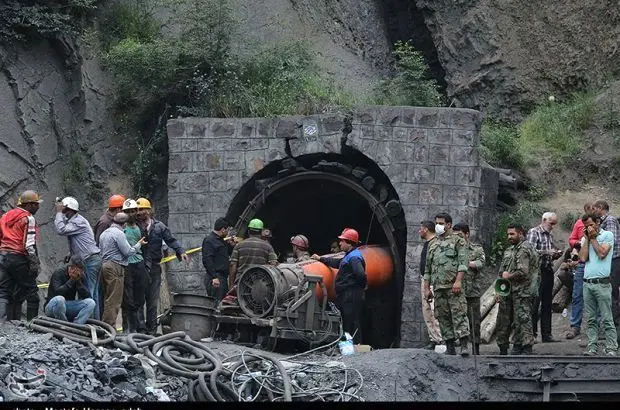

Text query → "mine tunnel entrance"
[226,151,407,348]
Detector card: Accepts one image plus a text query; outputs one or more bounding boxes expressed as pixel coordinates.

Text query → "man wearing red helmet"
[94,194,126,246]
[290,234,311,262]
[312,228,367,343]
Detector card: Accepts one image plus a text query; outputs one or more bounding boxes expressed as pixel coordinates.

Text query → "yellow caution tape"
[159,247,202,264]
[37,283,49,289]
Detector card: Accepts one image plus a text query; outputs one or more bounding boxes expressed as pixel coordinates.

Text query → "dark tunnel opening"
[225,151,407,349]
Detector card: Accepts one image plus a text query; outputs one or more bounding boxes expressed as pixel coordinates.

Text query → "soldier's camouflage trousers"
[496,295,534,346]
[433,289,470,341]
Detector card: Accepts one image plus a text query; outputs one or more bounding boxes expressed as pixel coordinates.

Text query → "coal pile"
[0,322,188,402]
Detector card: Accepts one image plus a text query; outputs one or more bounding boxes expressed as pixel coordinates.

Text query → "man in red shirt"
[0,190,43,321]
[566,202,594,339]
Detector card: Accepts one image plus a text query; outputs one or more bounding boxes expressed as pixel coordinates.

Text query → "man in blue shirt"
[579,213,618,356]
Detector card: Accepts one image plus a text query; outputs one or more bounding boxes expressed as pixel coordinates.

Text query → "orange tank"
[295,245,394,301]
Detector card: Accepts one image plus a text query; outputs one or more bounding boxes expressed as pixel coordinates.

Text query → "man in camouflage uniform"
[496,223,540,355]
[424,212,471,356]
[453,222,486,355]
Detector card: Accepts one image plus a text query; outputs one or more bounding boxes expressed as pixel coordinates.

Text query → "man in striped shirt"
[593,200,620,339]
[527,212,563,342]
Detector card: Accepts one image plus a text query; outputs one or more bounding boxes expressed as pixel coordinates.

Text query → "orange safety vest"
[0,207,38,255]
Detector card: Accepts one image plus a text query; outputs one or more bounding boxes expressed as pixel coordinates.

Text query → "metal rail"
[482,355,620,365]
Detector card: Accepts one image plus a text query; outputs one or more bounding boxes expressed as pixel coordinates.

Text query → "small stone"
[108,367,128,380]
[564,368,578,378]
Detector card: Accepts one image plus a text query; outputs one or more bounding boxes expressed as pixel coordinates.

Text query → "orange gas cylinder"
[295,245,394,301]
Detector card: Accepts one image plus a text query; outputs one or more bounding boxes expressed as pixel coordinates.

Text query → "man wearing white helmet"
[54,196,103,320]
[121,199,149,333]
[290,234,311,262]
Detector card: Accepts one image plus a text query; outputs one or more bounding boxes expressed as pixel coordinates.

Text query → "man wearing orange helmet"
[290,234,311,262]
[312,228,367,343]
[94,194,126,246]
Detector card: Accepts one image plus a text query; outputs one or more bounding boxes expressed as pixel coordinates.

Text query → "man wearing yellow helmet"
[135,198,189,335]
[229,218,277,287]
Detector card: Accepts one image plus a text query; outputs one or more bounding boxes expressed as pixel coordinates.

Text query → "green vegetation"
[560,212,579,231]
[99,0,353,195]
[479,91,596,170]
[479,122,524,170]
[374,40,443,107]
[520,92,595,163]
[0,0,96,41]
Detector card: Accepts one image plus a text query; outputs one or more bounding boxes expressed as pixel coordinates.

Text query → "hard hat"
[61,196,80,211]
[108,194,126,209]
[248,218,264,230]
[136,198,152,209]
[494,278,511,297]
[338,228,359,244]
[18,190,43,205]
[290,234,309,250]
[122,199,138,211]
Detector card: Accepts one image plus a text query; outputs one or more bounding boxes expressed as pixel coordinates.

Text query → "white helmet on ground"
[61,196,79,211]
[122,199,138,211]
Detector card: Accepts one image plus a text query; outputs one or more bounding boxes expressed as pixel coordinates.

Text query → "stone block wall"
[166,105,498,347]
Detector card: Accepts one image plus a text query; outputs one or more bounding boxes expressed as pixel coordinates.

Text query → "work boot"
[459,337,470,357]
[423,342,437,350]
[521,345,533,355]
[498,344,509,355]
[511,344,523,355]
[445,339,457,355]
[26,303,39,321]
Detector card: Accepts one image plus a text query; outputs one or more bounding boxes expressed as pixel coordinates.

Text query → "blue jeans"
[570,262,585,330]
[45,296,96,324]
[82,254,102,320]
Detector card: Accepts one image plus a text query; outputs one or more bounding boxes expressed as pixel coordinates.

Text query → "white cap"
[61,196,79,211]
[122,199,138,211]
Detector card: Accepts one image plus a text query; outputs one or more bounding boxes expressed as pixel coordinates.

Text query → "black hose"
[197,372,217,401]
[136,331,186,348]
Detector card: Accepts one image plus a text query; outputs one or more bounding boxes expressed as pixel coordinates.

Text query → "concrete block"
[451,109,483,130]
[400,301,420,322]
[359,125,375,140]
[244,150,266,178]
[382,163,407,184]
[453,129,477,146]
[354,109,375,124]
[375,106,402,126]
[454,166,482,187]
[210,192,235,214]
[167,120,186,139]
[418,184,442,205]
[434,165,455,184]
[169,172,210,193]
[168,193,210,214]
[169,152,192,173]
[230,139,250,150]
[212,139,232,152]
[196,138,213,152]
[442,185,469,206]
[392,141,409,164]
[361,139,391,166]
[411,143,429,164]
[407,128,427,143]
[416,109,439,128]
[210,122,236,137]
[223,151,245,170]
[167,213,191,234]
[188,123,207,138]
[408,165,435,183]
[397,183,419,205]
[427,129,452,145]
[451,146,477,166]
[168,138,196,153]
[275,119,301,139]
[250,138,269,150]
[241,122,255,138]
[320,133,341,153]
[437,110,452,129]
[449,206,474,226]
[321,115,343,134]
[190,212,213,233]
[401,204,428,226]
[209,170,241,193]
[400,321,424,343]
[393,127,409,141]
[192,152,222,171]
[427,144,450,165]
[258,119,274,137]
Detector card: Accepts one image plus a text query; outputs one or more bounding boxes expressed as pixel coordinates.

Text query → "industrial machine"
[212,245,394,350]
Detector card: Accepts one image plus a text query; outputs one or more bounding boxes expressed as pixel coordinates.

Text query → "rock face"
[165,106,499,347]
[413,0,620,120]
[0,37,129,281]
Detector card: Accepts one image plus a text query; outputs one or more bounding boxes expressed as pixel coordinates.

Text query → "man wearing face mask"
[423,212,471,356]
[418,220,442,350]
[527,212,562,343]
[452,222,486,355]
[0,190,43,321]
[54,196,103,320]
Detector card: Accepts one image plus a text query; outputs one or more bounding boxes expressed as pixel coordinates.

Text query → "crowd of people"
[421,200,620,356]
[0,191,189,335]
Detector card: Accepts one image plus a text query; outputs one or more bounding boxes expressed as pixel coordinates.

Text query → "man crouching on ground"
[44,255,96,324]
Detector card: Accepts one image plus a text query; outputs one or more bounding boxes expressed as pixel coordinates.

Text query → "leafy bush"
[0,0,96,41]
[98,0,160,49]
[561,212,579,231]
[520,92,595,162]
[479,121,523,170]
[374,40,443,107]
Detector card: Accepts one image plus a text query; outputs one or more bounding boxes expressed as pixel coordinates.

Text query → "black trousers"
[466,296,481,344]
[205,272,229,303]
[336,288,365,344]
[122,260,149,332]
[0,253,39,321]
[532,263,554,338]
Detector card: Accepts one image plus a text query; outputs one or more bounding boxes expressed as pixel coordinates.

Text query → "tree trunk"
[480,303,500,344]
[480,283,497,319]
